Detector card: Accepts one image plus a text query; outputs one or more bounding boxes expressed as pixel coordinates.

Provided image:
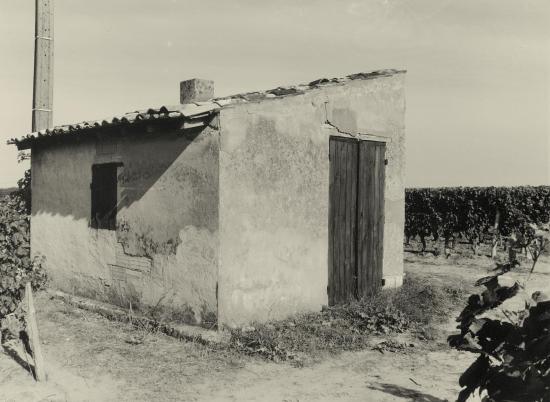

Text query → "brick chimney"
[180,79,214,104]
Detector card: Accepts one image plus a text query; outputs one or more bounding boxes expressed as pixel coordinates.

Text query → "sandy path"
[3,256,547,402]
[1,333,470,402]
[200,346,470,402]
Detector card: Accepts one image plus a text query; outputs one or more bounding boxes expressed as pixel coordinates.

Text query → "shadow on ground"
[2,339,36,378]
[368,383,448,402]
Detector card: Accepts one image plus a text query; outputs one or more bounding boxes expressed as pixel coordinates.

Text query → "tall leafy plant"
[448,223,550,401]
[0,169,47,327]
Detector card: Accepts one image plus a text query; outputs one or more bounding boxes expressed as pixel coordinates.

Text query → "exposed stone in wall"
[113,242,152,272]
[115,129,219,260]
[31,125,220,326]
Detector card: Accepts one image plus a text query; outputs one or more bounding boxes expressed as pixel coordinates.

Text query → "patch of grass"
[391,274,466,325]
[228,273,467,364]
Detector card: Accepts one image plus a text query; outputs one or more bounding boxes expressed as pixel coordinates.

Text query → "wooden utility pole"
[32,0,54,132]
[26,0,52,382]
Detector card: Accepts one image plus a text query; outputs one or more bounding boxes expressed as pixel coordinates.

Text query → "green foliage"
[405,186,550,251]
[229,301,410,363]
[229,275,465,363]
[0,192,47,320]
[448,224,550,401]
[15,168,31,214]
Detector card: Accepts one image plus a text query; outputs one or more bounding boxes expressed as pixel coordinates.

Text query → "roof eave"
[9,110,219,151]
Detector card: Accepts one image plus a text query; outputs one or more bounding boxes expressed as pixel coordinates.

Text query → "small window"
[91,163,120,230]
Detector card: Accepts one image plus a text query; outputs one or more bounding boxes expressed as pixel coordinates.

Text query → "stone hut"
[10,69,406,327]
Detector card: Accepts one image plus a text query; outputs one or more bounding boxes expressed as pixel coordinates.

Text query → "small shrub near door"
[229,273,466,364]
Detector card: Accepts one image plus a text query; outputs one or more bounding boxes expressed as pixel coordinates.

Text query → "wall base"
[382,274,404,289]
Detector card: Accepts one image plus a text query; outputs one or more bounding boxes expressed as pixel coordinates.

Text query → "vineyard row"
[405,186,550,250]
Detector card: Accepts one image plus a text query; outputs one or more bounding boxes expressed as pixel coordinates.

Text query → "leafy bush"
[229,274,465,363]
[0,191,47,320]
[229,304,409,363]
[448,224,550,401]
[14,168,31,214]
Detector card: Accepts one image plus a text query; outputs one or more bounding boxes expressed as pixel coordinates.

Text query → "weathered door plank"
[357,141,386,297]
[328,137,358,304]
[375,144,386,290]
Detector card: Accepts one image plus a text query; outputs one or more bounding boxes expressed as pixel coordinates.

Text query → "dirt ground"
[2,246,549,402]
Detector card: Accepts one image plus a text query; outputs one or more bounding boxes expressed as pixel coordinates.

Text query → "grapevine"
[405,186,550,255]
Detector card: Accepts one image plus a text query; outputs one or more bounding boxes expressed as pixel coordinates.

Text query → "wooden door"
[357,141,386,298]
[329,138,385,305]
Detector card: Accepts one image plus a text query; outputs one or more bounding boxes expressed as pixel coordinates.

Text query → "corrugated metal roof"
[9,69,405,150]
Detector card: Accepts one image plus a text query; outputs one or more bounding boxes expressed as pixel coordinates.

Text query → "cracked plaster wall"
[218,74,406,327]
[31,125,219,324]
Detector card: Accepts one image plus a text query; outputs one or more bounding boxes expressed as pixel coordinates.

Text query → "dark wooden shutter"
[91,163,119,230]
[357,141,386,297]
[328,137,358,305]
[329,138,386,304]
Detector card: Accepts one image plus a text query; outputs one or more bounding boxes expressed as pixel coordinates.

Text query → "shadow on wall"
[32,123,208,225]
[117,127,207,213]
[30,122,220,325]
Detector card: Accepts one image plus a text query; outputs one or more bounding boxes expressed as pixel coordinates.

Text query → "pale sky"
[1,0,549,188]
